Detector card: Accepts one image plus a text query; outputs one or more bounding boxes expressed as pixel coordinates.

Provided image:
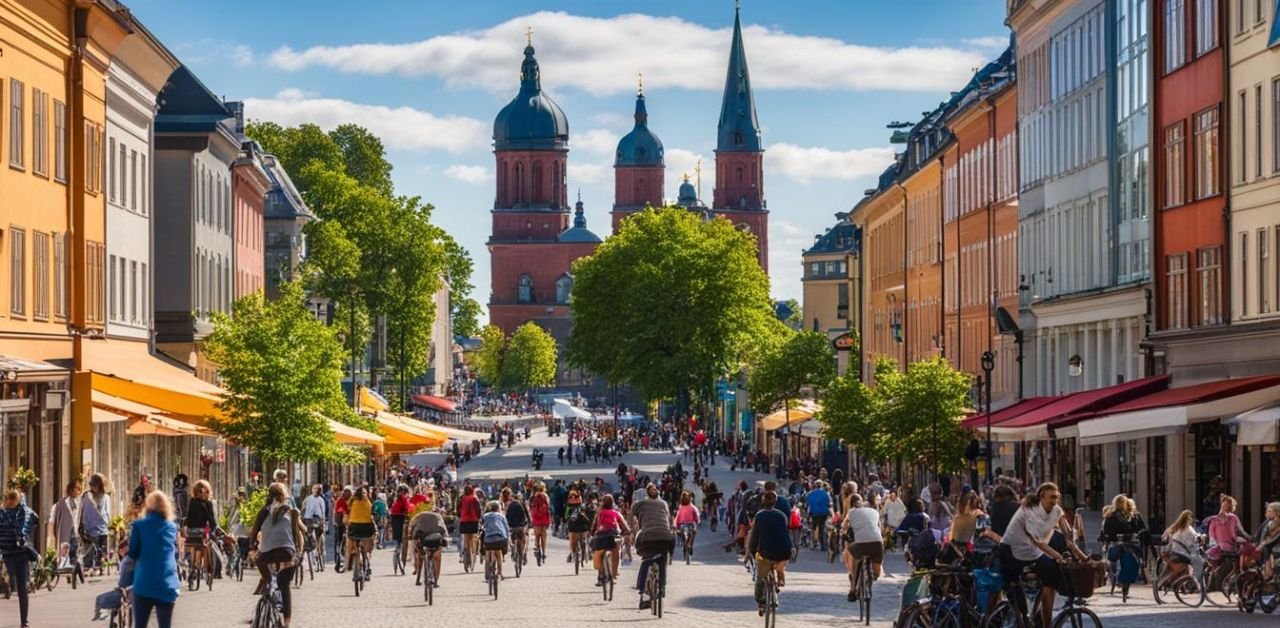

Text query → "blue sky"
[132,0,1010,320]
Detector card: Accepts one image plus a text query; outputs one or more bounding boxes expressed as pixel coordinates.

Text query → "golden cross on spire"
[526,25,533,46]
[683,172,690,182]
[637,72,644,96]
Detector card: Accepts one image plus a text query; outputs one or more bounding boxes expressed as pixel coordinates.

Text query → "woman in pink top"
[674,491,701,557]
[1205,495,1251,567]
[590,494,631,585]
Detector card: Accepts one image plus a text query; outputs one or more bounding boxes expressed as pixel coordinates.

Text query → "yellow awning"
[759,403,820,432]
[82,339,224,426]
[359,387,390,415]
[93,391,164,419]
[126,414,214,437]
[373,412,447,449]
[412,420,486,441]
[329,419,385,455]
[91,407,128,424]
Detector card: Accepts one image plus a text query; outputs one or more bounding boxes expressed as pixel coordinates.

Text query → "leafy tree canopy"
[568,207,781,405]
[204,283,370,464]
[473,324,507,386]
[500,322,558,391]
[747,330,836,415]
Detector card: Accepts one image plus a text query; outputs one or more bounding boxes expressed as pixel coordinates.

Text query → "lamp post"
[981,350,995,484]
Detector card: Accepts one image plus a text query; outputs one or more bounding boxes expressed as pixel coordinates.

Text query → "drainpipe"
[894,181,908,367]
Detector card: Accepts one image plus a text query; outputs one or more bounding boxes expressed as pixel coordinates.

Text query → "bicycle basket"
[1062,560,1107,598]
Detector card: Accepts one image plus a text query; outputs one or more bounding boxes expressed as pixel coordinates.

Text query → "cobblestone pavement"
[5,429,1276,627]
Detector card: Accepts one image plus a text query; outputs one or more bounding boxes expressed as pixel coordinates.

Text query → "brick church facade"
[487,6,771,381]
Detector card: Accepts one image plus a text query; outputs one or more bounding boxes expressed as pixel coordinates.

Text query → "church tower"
[712,4,769,271]
[611,79,665,232]
[487,35,599,336]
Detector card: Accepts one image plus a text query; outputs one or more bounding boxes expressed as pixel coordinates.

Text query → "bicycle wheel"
[308,551,315,581]
[574,548,581,575]
[1173,574,1205,608]
[981,600,1027,628]
[352,555,361,597]
[1049,607,1102,628]
[859,564,873,625]
[424,561,434,605]
[252,594,272,628]
[606,574,614,601]
[685,536,692,565]
[1205,567,1238,607]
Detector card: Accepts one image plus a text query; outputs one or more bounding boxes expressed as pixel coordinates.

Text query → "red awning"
[412,394,457,413]
[1076,374,1280,417]
[960,397,1059,430]
[988,373,1172,437]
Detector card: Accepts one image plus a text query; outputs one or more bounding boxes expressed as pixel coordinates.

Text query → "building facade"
[229,117,270,299]
[262,151,314,300]
[153,66,240,381]
[610,88,664,231]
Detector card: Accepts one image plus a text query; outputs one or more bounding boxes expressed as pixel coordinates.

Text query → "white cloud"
[768,219,817,302]
[962,36,1010,51]
[569,162,611,185]
[264,11,989,94]
[575,128,619,157]
[664,148,714,200]
[444,164,491,184]
[174,39,255,67]
[243,90,487,154]
[766,143,895,184]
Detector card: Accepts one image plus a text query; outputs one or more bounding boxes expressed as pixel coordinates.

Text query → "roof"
[716,6,761,153]
[615,93,664,166]
[558,197,602,243]
[493,44,569,151]
[262,153,314,221]
[804,212,860,256]
[155,66,233,133]
[992,375,1170,430]
[960,396,1058,430]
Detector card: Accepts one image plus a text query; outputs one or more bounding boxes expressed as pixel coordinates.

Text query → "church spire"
[717,3,761,152]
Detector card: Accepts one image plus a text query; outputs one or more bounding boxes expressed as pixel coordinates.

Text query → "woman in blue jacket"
[128,491,180,628]
[0,488,36,627]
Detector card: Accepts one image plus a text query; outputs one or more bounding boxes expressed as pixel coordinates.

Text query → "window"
[84,122,102,194]
[1195,107,1220,198]
[52,101,65,182]
[1165,123,1185,207]
[107,137,116,201]
[53,232,65,319]
[1256,0,1266,23]
[1242,231,1250,315]
[517,274,532,303]
[141,262,148,324]
[86,241,104,325]
[1197,0,1219,54]
[555,274,572,304]
[1256,85,1264,179]
[118,143,127,208]
[108,254,117,321]
[32,231,47,320]
[130,149,137,211]
[129,260,137,322]
[1166,0,1186,72]
[1168,253,1189,328]
[1240,90,1248,182]
[1274,78,1280,173]
[1237,0,1247,32]
[140,155,147,214]
[31,88,45,176]
[9,227,24,316]
[8,80,23,169]
[1199,246,1223,324]
[1261,228,1271,313]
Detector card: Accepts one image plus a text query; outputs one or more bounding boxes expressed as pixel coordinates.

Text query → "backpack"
[907,528,940,568]
[744,491,763,518]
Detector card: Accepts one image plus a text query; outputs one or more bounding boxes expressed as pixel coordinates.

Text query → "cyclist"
[248,483,300,628]
[998,482,1088,628]
[566,490,591,563]
[633,484,675,609]
[1154,509,1198,590]
[300,484,327,550]
[502,488,530,566]
[457,485,482,564]
[590,494,631,587]
[747,491,793,615]
[841,493,884,601]
[1205,495,1251,570]
[181,479,222,584]
[332,487,351,572]
[806,481,831,551]
[529,482,552,563]
[407,504,449,585]
[344,487,376,580]
[372,491,389,548]
[389,485,412,565]
[1099,494,1146,590]
[481,500,510,579]
[674,491,700,558]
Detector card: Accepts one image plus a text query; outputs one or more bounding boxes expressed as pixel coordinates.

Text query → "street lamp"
[995,307,1024,400]
[981,350,995,484]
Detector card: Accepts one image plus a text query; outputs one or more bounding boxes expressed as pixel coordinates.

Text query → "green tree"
[441,234,481,337]
[204,283,367,464]
[452,298,482,339]
[500,322,558,391]
[568,207,779,410]
[472,324,507,386]
[883,356,974,474]
[747,330,837,415]
[818,358,895,463]
[780,298,803,329]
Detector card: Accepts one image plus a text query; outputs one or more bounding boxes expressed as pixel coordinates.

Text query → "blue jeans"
[4,554,30,625]
[134,595,173,628]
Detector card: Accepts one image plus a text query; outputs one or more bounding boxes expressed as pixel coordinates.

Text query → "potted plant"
[6,467,38,494]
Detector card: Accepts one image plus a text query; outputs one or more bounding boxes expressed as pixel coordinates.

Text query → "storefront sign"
[831,333,855,351]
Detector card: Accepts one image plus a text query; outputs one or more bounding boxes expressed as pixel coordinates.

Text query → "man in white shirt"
[840,493,884,602]
[998,482,1087,628]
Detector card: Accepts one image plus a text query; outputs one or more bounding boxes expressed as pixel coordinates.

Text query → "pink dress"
[675,504,700,527]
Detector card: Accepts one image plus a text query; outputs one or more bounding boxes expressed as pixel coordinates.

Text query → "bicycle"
[109,585,133,628]
[418,544,441,605]
[1235,564,1280,614]
[348,537,372,597]
[573,535,588,575]
[853,550,875,625]
[981,560,1102,628]
[597,546,616,602]
[29,547,59,593]
[1151,542,1206,608]
[251,561,288,628]
[392,537,406,576]
[680,524,694,565]
[185,534,213,592]
[1201,549,1243,607]
[642,551,668,617]
[827,520,843,564]
[461,537,475,574]
[484,547,500,600]
[1102,533,1143,602]
[760,562,779,628]
[512,530,527,578]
